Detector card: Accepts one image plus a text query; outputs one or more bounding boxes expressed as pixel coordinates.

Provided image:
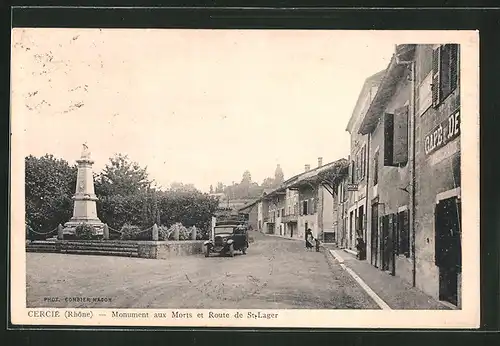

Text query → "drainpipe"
[365,133,371,247]
[410,61,417,288]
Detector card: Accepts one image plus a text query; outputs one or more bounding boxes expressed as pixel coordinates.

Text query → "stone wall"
[155,240,204,259]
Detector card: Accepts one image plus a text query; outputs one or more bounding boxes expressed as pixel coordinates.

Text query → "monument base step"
[60,249,139,257]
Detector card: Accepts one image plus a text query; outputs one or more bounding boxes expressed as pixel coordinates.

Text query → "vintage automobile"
[204,224,249,257]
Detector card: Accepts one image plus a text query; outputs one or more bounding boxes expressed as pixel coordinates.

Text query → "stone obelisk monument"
[64,143,104,236]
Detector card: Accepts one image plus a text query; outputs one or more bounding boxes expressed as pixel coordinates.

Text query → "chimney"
[318,157,323,167]
[305,164,311,172]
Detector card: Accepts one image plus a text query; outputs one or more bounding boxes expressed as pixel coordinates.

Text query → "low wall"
[137,240,204,259]
[26,239,205,259]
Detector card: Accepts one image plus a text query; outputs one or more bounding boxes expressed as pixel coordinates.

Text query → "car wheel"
[229,244,234,257]
[205,245,210,257]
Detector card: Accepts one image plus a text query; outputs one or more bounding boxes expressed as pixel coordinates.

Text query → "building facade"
[349,44,461,307]
[345,70,385,251]
[358,45,414,285]
[413,44,461,307]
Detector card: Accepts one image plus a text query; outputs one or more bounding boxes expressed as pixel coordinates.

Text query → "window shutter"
[383,113,394,166]
[398,210,410,257]
[393,105,409,165]
[435,202,444,267]
[363,146,367,178]
[300,201,303,216]
[351,160,355,183]
[431,46,441,107]
[450,44,459,92]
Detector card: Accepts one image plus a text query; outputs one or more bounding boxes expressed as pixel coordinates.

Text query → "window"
[383,113,394,166]
[432,44,459,107]
[277,209,280,218]
[384,106,409,167]
[373,150,379,185]
[302,200,308,215]
[396,209,410,257]
[282,208,285,217]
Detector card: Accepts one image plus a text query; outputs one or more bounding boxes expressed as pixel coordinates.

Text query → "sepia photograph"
[10,27,480,328]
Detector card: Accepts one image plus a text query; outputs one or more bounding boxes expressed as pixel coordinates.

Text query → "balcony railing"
[264,217,275,223]
[282,214,298,223]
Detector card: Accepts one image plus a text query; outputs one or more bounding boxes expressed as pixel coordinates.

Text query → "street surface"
[26,231,379,309]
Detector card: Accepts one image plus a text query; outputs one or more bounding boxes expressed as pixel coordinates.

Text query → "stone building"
[357,44,414,285]
[348,44,461,307]
[345,70,386,251]
[413,44,461,307]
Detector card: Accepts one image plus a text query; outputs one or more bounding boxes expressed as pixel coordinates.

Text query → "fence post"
[103,224,109,240]
[191,226,197,240]
[57,224,64,240]
[173,224,180,241]
[152,224,159,241]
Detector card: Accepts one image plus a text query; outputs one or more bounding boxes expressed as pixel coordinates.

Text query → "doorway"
[304,222,308,239]
[349,211,354,249]
[381,214,396,274]
[371,203,379,267]
[435,196,462,306]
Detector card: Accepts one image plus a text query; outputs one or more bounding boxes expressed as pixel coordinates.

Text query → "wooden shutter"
[361,146,366,179]
[399,210,410,257]
[431,46,441,107]
[435,201,444,267]
[393,105,409,165]
[450,44,459,92]
[351,160,355,183]
[383,113,394,166]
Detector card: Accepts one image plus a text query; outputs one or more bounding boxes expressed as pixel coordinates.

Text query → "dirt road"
[26,231,379,309]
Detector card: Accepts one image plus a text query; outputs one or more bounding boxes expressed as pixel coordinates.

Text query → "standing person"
[305,228,314,250]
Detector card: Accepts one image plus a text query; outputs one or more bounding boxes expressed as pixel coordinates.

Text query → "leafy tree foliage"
[25,155,77,234]
[25,153,219,236]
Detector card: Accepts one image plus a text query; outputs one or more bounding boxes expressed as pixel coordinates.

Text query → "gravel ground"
[26,231,379,309]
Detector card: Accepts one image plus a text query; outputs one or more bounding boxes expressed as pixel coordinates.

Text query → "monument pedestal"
[63,145,104,236]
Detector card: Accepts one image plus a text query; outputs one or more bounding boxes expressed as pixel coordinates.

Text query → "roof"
[345,70,386,133]
[287,158,349,189]
[358,45,416,135]
[237,158,349,210]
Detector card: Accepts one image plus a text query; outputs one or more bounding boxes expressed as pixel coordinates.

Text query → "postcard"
[10,27,480,328]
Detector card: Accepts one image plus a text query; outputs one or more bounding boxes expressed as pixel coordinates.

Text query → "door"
[381,214,396,274]
[349,212,354,249]
[387,214,396,276]
[435,196,462,306]
[290,224,294,238]
[381,215,389,271]
[358,206,364,239]
[304,222,308,239]
[371,203,379,267]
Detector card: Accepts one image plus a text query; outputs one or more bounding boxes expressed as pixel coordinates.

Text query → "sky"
[11,29,395,192]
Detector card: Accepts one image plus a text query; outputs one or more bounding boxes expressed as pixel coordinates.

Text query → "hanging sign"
[347,184,358,191]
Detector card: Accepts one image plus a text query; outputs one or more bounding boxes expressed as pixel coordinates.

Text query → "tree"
[215,182,225,193]
[169,182,199,193]
[94,154,151,197]
[241,170,252,184]
[94,154,153,228]
[261,177,275,189]
[209,184,214,194]
[25,154,77,235]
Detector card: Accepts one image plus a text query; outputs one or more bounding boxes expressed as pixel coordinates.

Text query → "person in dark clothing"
[356,237,366,260]
[305,229,314,250]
